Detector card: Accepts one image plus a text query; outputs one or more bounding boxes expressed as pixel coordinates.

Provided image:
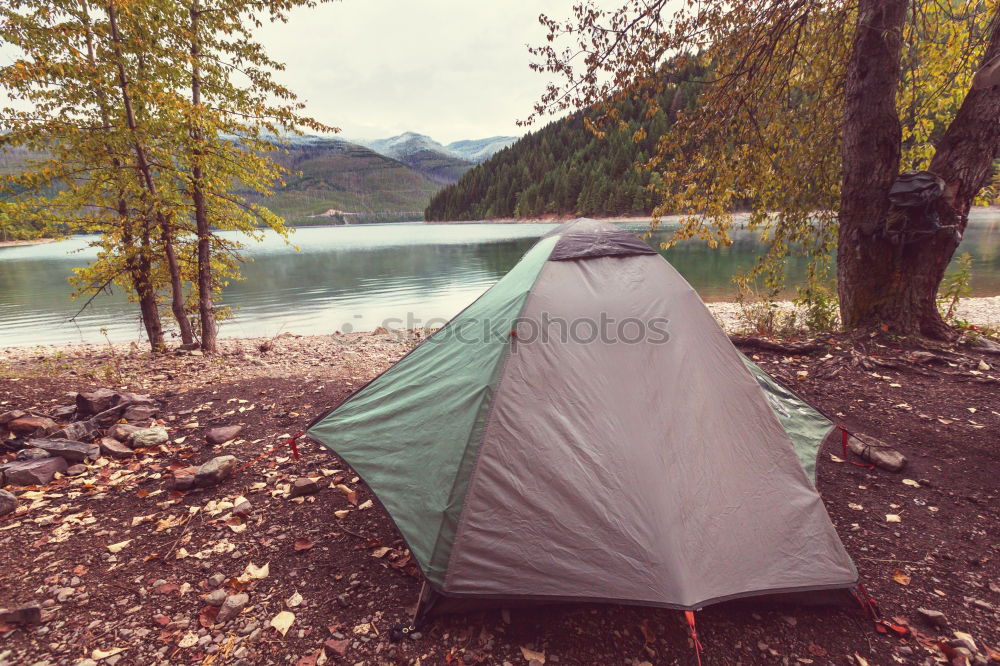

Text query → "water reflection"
[1,213,998,346]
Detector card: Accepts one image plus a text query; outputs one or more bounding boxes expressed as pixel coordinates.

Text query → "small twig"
[165,511,201,560]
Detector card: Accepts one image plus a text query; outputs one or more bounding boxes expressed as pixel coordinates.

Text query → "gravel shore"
[2,297,998,376]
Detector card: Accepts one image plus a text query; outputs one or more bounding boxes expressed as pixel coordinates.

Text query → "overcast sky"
[257,0,584,144]
[0,1,589,145]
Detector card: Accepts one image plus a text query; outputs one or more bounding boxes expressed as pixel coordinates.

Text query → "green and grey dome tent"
[306,218,857,619]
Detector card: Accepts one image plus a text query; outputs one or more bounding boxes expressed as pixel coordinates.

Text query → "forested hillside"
[425,88,684,221]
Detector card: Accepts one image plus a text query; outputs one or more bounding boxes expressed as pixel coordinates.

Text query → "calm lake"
[3,213,1000,347]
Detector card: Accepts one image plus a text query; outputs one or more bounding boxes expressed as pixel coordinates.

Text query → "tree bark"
[161,219,196,345]
[104,2,165,351]
[190,0,217,353]
[839,2,1000,340]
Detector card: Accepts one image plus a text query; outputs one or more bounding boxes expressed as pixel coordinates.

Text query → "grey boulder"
[194,456,238,488]
[215,593,248,623]
[98,437,134,459]
[0,410,27,427]
[0,489,17,516]
[123,403,159,422]
[107,423,141,443]
[129,427,169,448]
[847,434,907,472]
[206,425,243,446]
[1,457,68,486]
[289,477,322,498]
[7,416,57,438]
[15,447,51,461]
[50,420,98,442]
[75,389,121,416]
[30,439,99,464]
[0,603,41,625]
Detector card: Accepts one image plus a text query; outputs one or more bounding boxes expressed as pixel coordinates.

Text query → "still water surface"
[2,213,999,346]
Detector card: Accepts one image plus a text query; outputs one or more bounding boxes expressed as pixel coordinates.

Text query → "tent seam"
[440,247,558,592]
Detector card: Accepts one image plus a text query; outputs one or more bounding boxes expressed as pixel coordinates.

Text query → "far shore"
[0,237,59,248]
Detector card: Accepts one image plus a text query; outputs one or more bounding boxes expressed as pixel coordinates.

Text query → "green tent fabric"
[307,218,857,615]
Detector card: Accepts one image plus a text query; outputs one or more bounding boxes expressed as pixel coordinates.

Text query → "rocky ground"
[0,331,998,666]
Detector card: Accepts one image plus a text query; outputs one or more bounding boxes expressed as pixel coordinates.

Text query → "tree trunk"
[161,220,195,344]
[190,0,217,353]
[838,2,1000,340]
[106,1,166,351]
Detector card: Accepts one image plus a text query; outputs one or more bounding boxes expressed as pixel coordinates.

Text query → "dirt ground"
[0,332,998,666]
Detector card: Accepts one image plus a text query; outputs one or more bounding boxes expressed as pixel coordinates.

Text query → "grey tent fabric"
[307,218,858,617]
[443,254,856,609]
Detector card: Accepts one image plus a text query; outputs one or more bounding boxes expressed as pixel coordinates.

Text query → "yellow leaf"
[520,647,546,663]
[270,611,295,637]
[892,569,911,585]
[107,539,132,553]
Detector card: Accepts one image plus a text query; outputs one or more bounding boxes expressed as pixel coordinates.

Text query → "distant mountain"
[362,132,472,185]
[260,135,441,224]
[445,136,517,163]
[1,135,442,226]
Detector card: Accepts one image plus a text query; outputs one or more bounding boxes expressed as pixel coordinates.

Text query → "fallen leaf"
[270,610,295,637]
[335,484,358,506]
[886,514,901,523]
[371,546,392,558]
[807,643,828,657]
[333,510,351,519]
[520,647,546,663]
[902,479,920,487]
[854,653,869,666]
[240,561,269,581]
[358,499,373,510]
[287,591,303,608]
[892,569,911,585]
[199,605,220,628]
[92,647,126,659]
[177,631,198,648]
[293,538,314,552]
[107,539,132,553]
[848,503,864,511]
[829,454,845,463]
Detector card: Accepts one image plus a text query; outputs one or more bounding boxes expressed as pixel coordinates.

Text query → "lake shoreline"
[0,237,59,248]
[2,295,997,355]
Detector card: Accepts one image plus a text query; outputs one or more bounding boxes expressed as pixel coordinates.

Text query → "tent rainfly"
[306,218,859,620]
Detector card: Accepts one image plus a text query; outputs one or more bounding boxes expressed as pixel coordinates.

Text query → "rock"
[15,447,51,461]
[216,593,248,623]
[0,410,27,427]
[0,489,17,516]
[194,456,238,488]
[123,404,159,422]
[98,437,134,459]
[30,438,99,463]
[917,607,948,628]
[336,594,350,608]
[1,457,68,486]
[190,349,204,357]
[50,420,98,442]
[847,434,907,472]
[169,466,200,491]
[129,427,169,448]
[233,500,252,517]
[56,587,74,603]
[75,389,121,416]
[206,425,243,446]
[7,416,57,438]
[0,603,41,625]
[65,464,88,476]
[89,403,131,428]
[0,437,26,453]
[205,589,227,607]
[207,573,227,589]
[107,423,140,442]
[50,405,76,420]
[289,477,322,498]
